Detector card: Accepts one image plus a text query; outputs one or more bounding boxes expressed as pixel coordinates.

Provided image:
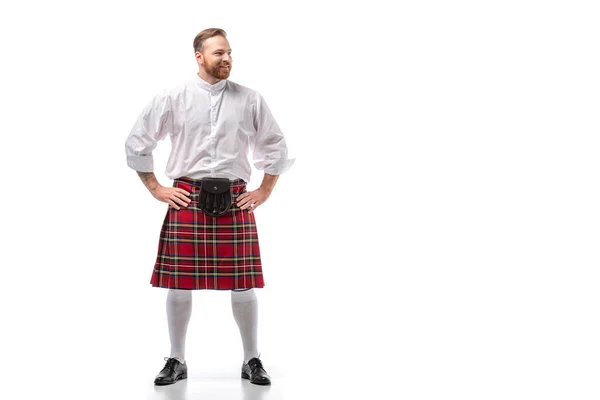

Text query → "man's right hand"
[151,186,191,210]
[136,171,191,210]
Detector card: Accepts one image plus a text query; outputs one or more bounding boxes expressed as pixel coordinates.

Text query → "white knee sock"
[166,289,192,364]
[231,289,259,362]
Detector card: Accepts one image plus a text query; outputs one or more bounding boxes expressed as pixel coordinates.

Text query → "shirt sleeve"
[124,90,173,172]
[251,92,296,175]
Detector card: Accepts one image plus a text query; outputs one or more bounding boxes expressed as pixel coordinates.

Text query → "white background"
[1,0,599,399]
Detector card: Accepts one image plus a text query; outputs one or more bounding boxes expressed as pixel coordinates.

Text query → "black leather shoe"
[154,357,188,385]
[241,357,271,385]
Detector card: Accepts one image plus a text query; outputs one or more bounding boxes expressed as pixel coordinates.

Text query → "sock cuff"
[231,288,257,303]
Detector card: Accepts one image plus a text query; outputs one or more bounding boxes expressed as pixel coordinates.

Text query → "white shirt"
[125,74,295,182]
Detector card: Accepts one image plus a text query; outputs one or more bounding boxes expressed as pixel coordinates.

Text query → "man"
[124,28,294,386]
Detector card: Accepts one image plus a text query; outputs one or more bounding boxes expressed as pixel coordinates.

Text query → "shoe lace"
[161,357,179,373]
[248,357,265,373]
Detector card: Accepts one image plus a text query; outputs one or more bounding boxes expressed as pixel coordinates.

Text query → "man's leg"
[231,288,259,361]
[154,289,191,385]
[167,288,192,363]
[231,288,270,385]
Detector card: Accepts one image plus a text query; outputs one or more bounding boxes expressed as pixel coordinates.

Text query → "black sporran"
[199,178,233,217]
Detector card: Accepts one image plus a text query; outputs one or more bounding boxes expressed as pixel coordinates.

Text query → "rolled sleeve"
[251,93,296,175]
[264,158,295,175]
[126,154,154,172]
[124,90,173,172]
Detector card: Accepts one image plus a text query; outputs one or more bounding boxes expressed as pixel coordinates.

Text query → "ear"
[195,51,203,64]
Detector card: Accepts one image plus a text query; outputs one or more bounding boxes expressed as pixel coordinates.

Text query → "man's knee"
[168,288,192,303]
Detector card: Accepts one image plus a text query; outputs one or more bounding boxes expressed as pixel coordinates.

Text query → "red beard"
[207,61,231,80]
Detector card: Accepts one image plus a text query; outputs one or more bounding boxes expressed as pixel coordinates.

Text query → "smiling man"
[124,28,295,386]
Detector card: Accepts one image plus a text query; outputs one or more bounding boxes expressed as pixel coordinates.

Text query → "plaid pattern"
[150,177,264,290]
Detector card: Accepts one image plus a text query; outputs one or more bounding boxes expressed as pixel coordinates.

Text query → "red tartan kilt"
[150,177,264,290]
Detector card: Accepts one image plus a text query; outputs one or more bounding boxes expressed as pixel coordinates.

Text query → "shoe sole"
[154,373,188,386]
[241,372,271,385]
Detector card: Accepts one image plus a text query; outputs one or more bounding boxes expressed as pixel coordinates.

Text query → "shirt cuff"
[127,155,154,172]
[260,158,296,175]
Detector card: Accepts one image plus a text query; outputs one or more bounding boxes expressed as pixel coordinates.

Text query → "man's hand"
[136,171,191,210]
[236,188,270,213]
[151,186,191,210]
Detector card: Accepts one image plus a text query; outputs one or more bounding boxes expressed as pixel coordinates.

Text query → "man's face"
[196,35,232,80]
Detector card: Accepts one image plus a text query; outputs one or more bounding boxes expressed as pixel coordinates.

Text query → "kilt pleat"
[150,177,264,290]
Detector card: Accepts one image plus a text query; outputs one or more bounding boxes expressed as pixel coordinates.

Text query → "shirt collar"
[195,74,227,93]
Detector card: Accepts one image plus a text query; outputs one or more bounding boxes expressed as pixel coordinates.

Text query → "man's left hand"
[236,188,270,213]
